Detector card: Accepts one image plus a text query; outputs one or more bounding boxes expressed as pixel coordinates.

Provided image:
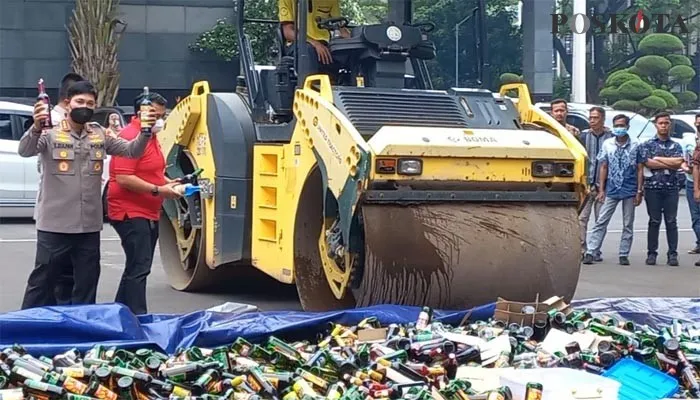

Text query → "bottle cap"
[663,338,680,353]
[117,376,133,389]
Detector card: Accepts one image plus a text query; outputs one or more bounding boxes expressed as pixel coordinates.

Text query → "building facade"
[0,0,239,106]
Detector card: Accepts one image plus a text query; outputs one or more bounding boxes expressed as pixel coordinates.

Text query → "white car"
[0,101,111,218]
[671,113,698,135]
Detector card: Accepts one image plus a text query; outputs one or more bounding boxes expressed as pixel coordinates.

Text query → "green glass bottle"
[65,395,99,400]
[525,382,543,400]
[231,338,254,357]
[23,378,66,397]
[191,368,220,396]
[211,346,231,372]
[116,376,134,400]
[139,87,153,135]
[111,367,152,383]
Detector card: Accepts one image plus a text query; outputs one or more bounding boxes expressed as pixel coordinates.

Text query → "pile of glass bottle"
[0,307,698,400]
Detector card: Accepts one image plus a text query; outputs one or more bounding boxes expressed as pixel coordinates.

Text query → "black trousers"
[21,231,101,310]
[54,260,74,305]
[645,189,680,257]
[111,217,159,315]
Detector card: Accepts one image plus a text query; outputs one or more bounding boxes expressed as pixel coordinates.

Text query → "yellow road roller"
[157,0,587,311]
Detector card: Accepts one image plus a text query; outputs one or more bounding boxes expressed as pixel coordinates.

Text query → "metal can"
[525,382,543,400]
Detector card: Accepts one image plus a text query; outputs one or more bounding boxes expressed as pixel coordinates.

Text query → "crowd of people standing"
[550,99,700,267]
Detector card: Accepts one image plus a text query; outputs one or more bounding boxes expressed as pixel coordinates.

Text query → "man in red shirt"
[107,92,181,315]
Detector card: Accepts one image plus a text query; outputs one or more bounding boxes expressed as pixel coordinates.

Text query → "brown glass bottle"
[139,87,153,134]
[37,78,53,129]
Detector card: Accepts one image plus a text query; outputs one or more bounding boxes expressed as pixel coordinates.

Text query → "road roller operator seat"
[325,18,437,88]
[262,17,436,122]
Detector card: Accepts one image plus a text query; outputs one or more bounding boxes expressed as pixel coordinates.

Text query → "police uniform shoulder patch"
[59,119,70,132]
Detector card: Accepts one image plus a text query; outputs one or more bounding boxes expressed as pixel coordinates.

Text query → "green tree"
[189,0,522,92]
[413,0,521,90]
[68,0,124,106]
[189,0,369,65]
[499,73,523,84]
[599,33,697,113]
[553,0,700,102]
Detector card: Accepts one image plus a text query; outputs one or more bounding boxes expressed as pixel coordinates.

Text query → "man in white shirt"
[37,73,84,305]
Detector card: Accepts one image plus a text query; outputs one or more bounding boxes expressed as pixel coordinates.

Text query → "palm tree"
[67,0,126,107]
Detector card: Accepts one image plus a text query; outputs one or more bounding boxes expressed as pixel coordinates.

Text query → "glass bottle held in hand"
[37,78,53,129]
[139,86,153,134]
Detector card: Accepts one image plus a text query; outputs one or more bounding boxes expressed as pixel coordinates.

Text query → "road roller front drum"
[352,203,581,309]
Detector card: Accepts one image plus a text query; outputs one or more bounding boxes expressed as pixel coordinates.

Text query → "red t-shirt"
[107,118,167,221]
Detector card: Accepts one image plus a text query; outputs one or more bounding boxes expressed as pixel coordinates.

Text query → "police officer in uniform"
[37,72,85,306]
[18,81,155,309]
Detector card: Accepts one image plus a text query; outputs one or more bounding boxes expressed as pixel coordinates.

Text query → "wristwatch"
[151,186,159,197]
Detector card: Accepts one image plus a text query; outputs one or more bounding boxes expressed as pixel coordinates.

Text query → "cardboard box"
[493,296,571,328]
[356,327,388,343]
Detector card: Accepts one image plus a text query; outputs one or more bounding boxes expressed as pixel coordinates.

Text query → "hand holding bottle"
[34,78,53,131]
[158,182,182,199]
[32,102,51,133]
[172,183,201,197]
[140,107,157,131]
[139,86,155,134]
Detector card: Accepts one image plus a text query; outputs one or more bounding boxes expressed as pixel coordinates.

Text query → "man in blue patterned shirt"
[637,112,685,266]
[582,114,642,266]
[683,114,700,257]
[577,106,613,261]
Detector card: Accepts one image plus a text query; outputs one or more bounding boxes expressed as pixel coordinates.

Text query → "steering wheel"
[316,16,350,31]
[409,22,435,34]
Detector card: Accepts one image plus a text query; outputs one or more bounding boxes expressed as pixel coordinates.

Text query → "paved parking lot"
[1,196,699,314]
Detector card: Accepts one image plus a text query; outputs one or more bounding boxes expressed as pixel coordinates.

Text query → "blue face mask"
[613,127,628,137]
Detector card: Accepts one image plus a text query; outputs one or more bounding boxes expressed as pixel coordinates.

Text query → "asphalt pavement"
[1,196,699,314]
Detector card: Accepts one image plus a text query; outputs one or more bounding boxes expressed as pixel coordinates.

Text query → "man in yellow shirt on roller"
[278,0,350,73]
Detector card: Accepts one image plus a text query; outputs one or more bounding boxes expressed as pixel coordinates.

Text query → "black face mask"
[70,107,94,124]
[696,124,700,132]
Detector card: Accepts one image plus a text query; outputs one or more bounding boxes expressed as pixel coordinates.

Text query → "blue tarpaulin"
[0,297,697,356]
